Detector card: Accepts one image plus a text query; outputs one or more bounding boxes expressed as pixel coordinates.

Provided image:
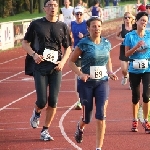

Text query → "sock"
[35,110,41,118]
[133,118,138,122]
[41,126,48,132]
[96,148,101,150]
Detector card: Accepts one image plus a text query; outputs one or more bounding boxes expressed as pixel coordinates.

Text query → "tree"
[2,0,13,18]
[30,0,33,14]
[38,0,43,13]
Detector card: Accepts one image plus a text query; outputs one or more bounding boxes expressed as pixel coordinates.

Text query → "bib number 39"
[133,59,148,69]
[90,66,107,79]
[43,48,58,63]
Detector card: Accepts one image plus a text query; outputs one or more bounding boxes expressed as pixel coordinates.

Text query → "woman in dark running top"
[116,12,134,87]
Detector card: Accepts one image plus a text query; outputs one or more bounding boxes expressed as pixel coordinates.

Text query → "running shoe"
[75,122,84,143]
[75,101,82,110]
[121,76,128,85]
[131,120,138,132]
[30,109,40,128]
[40,129,54,141]
[141,121,150,134]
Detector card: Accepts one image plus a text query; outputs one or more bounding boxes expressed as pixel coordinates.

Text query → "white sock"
[96,148,101,150]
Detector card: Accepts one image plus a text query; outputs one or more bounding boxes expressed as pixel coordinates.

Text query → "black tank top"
[120,24,132,38]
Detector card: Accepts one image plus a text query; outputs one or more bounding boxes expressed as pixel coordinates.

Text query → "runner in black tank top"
[116,12,134,87]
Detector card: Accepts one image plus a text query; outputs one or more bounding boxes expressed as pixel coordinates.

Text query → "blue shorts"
[77,79,109,123]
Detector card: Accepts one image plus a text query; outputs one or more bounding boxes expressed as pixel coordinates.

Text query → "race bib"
[90,66,107,79]
[133,59,148,69]
[65,16,71,19]
[43,48,58,63]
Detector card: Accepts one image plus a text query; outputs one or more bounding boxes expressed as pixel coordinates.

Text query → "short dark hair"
[132,11,148,30]
[86,16,102,27]
[44,0,58,6]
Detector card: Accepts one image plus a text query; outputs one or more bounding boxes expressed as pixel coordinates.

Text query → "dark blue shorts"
[77,79,109,123]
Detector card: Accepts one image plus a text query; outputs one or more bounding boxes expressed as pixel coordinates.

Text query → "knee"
[95,105,105,120]
[48,96,57,108]
[143,95,150,103]
[95,114,105,120]
[49,103,57,108]
[36,100,46,109]
[132,93,140,104]
[82,117,91,124]
[132,98,139,105]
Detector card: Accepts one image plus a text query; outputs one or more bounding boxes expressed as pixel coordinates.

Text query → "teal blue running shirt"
[77,36,111,80]
[124,30,150,74]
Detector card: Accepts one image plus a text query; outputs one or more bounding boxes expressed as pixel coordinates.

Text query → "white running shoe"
[40,130,54,141]
[121,76,128,85]
[30,109,40,128]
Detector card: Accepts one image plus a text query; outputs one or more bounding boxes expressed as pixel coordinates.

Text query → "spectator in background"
[137,0,147,12]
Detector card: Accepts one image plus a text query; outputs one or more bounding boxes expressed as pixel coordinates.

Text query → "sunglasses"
[146,7,150,9]
[75,13,83,16]
[124,16,131,19]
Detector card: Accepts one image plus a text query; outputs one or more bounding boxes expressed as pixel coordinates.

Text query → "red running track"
[0,23,149,150]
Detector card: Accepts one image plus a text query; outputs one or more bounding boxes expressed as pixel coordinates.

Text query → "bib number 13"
[133,59,148,69]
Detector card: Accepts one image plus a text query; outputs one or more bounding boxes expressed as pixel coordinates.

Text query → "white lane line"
[0,90,35,112]
[0,71,24,83]
[4,108,20,109]
[0,55,25,65]
[0,71,72,111]
[59,103,82,150]
[62,70,72,76]
[111,43,121,50]
[105,33,115,38]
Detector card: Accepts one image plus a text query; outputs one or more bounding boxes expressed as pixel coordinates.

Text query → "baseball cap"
[74,6,84,13]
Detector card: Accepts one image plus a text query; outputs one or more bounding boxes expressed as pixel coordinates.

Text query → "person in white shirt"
[59,0,75,26]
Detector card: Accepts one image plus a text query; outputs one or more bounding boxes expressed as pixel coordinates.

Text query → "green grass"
[0,11,44,23]
[0,1,137,22]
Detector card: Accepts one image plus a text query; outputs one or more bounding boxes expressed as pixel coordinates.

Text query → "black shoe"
[75,122,83,143]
